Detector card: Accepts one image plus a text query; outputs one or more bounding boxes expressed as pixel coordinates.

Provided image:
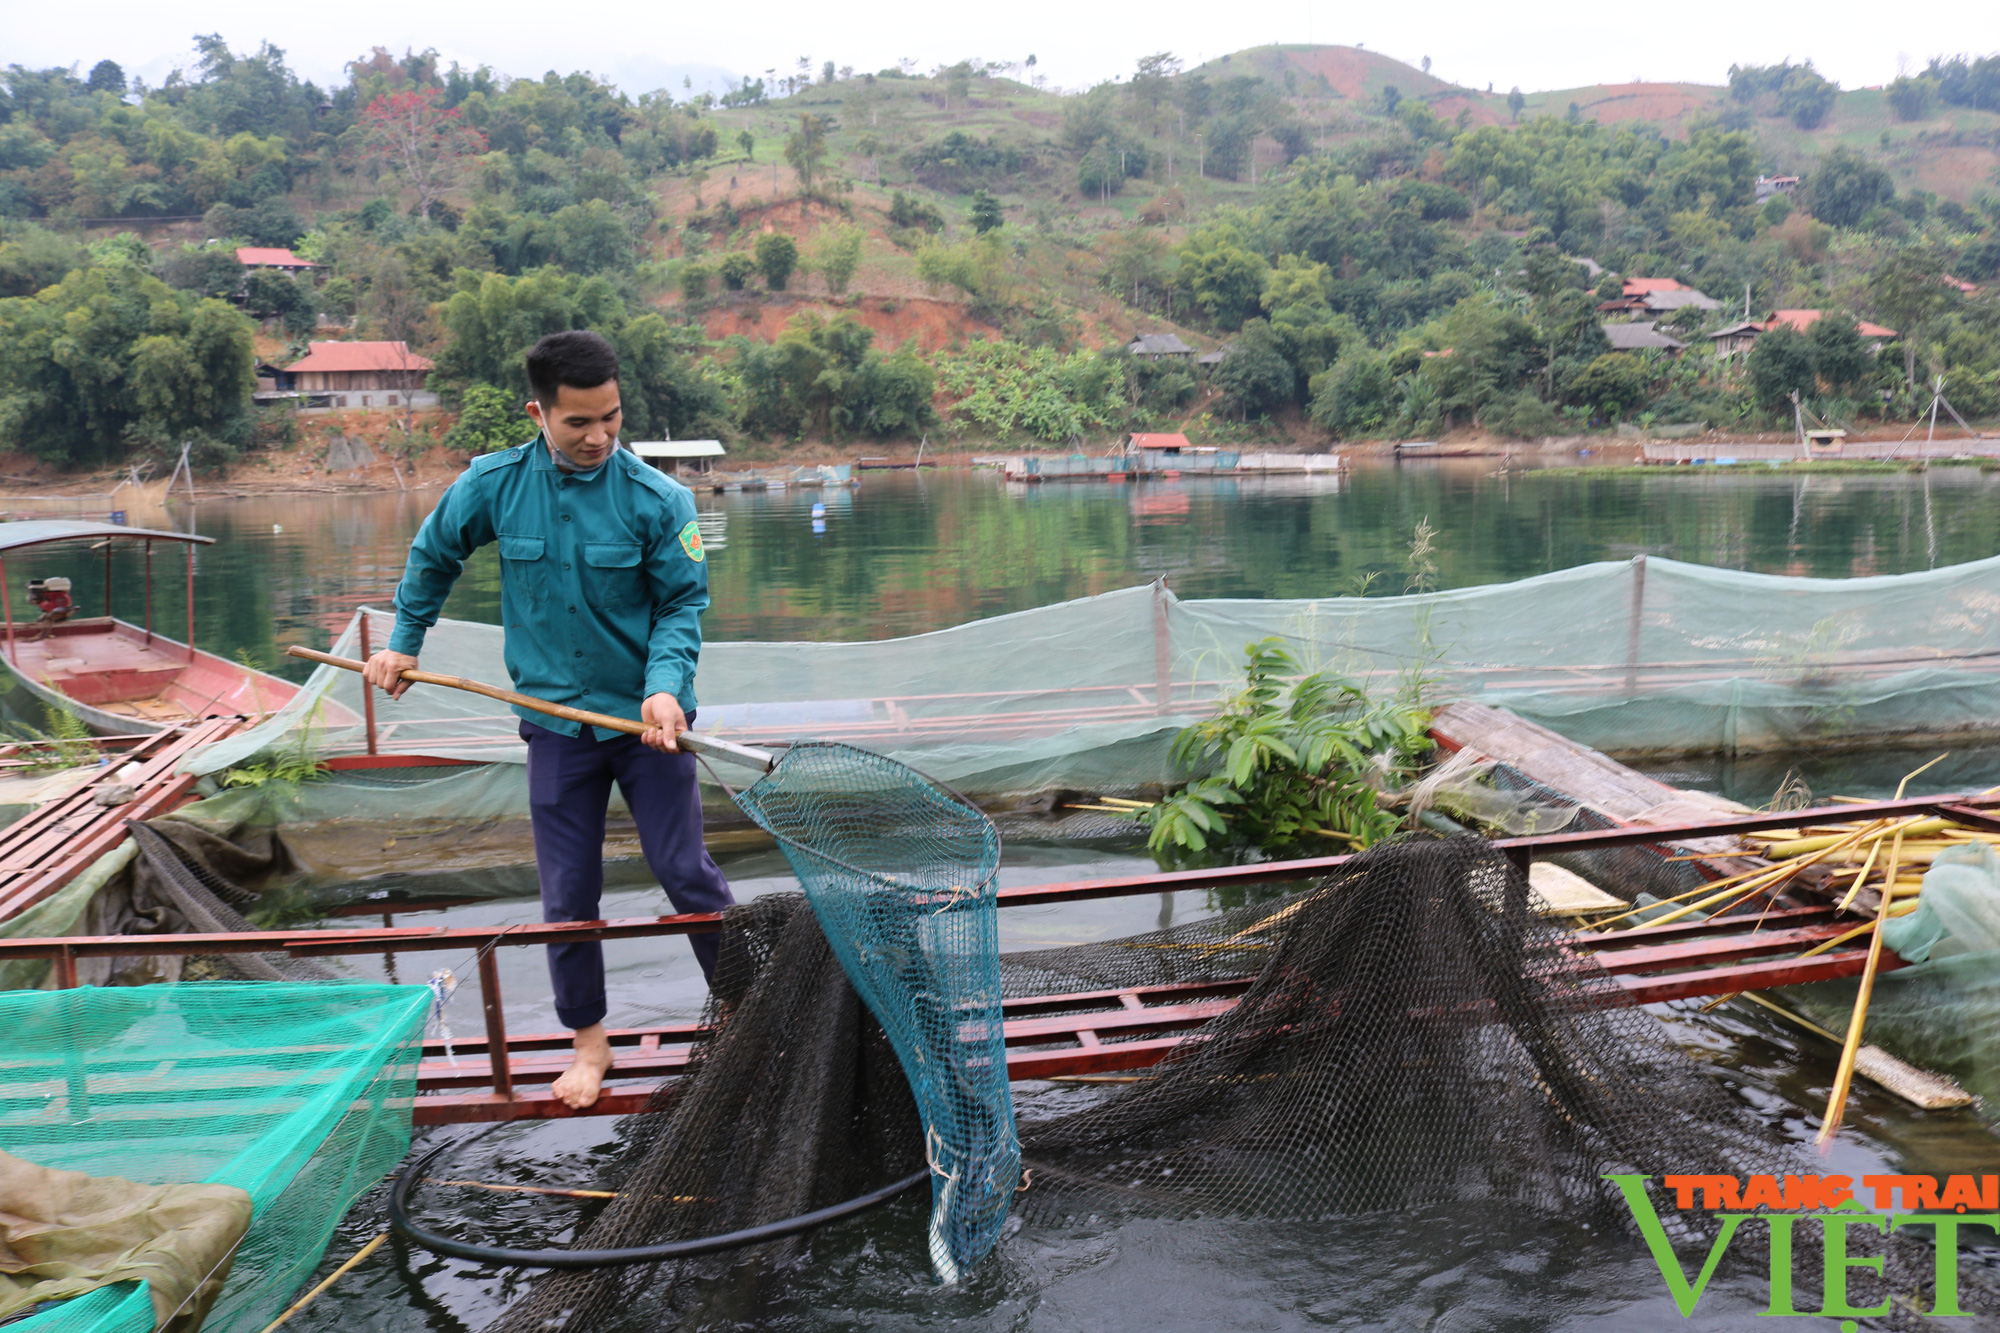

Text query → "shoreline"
[1,421,1995,499]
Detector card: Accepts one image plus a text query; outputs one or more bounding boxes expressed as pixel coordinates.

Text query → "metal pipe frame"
[6,787,1988,1123]
[359,612,379,756]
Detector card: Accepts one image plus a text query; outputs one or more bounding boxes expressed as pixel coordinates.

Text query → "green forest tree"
[754,232,798,290]
[1570,352,1649,418]
[783,114,830,195]
[0,262,256,464]
[1802,148,1894,227]
[1214,320,1296,418]
[732,313,933,439]
[967,189,1004,234]
[810,226,863,296]
[1747,325,1818,408]
[442,382,527,452]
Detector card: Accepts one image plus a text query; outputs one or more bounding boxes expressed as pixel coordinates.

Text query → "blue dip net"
[728,742,1016,1281]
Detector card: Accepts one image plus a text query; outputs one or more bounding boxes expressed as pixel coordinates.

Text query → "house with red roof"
[235,247,317,273]
[1764,310,1898,343]
[1602,277,1721,320]
[278,341,437,410]
[1708,311,1899,361]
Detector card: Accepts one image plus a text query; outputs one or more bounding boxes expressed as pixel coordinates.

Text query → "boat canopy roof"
[0,520,214,553]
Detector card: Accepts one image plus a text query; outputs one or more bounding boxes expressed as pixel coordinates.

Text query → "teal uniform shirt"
[387,438,709,739]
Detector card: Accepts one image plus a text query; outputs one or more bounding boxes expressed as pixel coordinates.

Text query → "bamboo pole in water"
[1816,753,1948,1146]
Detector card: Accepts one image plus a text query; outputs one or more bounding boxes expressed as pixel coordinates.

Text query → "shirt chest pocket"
[583,541,646,613]
[498,534,549,608]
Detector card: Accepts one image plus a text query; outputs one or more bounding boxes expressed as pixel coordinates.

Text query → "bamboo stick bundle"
[1815,757,1951,1146]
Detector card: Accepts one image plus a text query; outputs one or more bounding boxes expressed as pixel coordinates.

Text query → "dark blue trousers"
[521,717,734,1030]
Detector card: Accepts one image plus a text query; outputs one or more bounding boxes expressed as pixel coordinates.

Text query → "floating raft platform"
[986,451,1344,482]
[1642,437,2000,464]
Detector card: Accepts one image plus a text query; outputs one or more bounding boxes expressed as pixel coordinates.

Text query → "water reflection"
[0,462,1992,690]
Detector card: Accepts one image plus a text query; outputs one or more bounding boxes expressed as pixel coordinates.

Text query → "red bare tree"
[355,88,485,221]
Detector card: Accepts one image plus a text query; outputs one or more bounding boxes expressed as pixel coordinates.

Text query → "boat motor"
[27,576,72,619]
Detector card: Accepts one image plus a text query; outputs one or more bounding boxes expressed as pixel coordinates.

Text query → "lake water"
[14,460,2000,1330]
[6,460,1998,684]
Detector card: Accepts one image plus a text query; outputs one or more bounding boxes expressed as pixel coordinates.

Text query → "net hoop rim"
[724,740,1005,899]
[388,1138,929,1269]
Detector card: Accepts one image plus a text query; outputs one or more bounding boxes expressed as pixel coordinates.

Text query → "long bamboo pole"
[255,1233,387,1333]
[284,646,777,773]
[1592,824,1887,933]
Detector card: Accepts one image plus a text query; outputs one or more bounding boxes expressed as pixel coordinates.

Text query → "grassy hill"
[1,40,1994,468]
[640,46,1997,376]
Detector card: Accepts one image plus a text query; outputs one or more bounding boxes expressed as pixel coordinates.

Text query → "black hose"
[388,1139,930,1269]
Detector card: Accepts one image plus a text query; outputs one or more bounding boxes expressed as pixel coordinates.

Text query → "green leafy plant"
[221,703,329,788]
[1136,638,1433,866]
[3,698,101,772]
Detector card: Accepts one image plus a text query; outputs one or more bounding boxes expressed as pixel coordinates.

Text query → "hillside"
[0,40,1995,473]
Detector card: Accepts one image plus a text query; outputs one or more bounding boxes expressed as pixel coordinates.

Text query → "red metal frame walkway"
[5,789,1986,1124]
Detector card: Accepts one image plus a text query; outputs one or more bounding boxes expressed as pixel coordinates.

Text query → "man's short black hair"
[526,330,620,404]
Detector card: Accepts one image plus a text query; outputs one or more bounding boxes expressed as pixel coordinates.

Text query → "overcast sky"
[7,0,1990,100]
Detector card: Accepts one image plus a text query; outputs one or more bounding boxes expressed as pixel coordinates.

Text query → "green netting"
[191,554,2000,797]
[728,742,1016,1281]
[0,982,430,1332]
[11,1282,152,1333]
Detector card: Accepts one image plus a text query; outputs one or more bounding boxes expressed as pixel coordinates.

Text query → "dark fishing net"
[1004,837,1792,1228]
[482,836,1818,1332]
[121,820,339,983]
[1482,764,1718,905]
[486,892,924,1333]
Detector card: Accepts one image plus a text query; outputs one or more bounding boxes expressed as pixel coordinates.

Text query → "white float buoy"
[811,502,826,519]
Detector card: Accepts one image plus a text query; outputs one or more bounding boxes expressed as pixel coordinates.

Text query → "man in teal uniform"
[365,330,732,1110]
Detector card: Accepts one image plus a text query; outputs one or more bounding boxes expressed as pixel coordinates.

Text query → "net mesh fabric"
[0,983,429,1333]
[487,892,925,1333]
[725,743,1017,1282]
[196,554,2000,796]
[122,821,341,983]
[1480,765,1719,905]
[8,1282,153,1333]
[1003,838,1790,1226]
[488,838,1806,1332]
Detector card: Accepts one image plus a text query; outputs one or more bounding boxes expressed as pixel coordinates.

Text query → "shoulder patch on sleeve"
[677,518,706,563]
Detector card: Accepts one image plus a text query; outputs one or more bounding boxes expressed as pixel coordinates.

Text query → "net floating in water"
[1007,836,1796,1226]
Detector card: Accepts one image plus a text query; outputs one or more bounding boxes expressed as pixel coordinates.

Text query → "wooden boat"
[0,519,349,735]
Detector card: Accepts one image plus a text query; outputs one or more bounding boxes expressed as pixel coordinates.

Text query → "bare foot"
[551,1023,614,1109]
